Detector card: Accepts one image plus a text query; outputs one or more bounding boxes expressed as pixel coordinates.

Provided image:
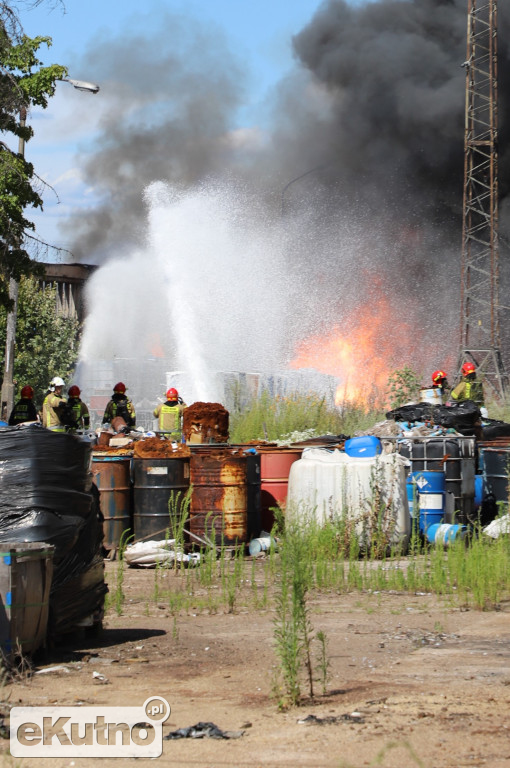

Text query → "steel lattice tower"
[459,0,507,399]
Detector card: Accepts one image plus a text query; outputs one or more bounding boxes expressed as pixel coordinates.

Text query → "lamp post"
[0,77,100,421]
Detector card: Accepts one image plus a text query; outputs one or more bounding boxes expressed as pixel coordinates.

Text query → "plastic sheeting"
[0,424,107,637]
[286,448,411,548]
[387,401,481,434]
[124,540,201,567]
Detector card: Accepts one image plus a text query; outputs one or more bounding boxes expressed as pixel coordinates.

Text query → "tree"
[0,275,80,404]
[387,365,422,409]
[0,6,67,308]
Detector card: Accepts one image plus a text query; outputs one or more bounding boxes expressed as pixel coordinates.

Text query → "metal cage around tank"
[391,436,476,524]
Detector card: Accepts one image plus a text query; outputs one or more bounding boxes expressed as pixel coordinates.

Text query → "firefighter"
[431,369,450,400]
[42,376,67,432]
[102,382,136,430]
[8,385,39,425]
[451,362,485,408]
[67,385,90,432]
[153,388,187,441]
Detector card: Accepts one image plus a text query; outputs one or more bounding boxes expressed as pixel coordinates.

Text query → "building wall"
[39,263,97,323]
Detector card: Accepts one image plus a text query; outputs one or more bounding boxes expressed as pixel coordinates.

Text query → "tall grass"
[229,390,384,443]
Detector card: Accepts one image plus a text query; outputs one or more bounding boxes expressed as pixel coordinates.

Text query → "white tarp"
[286,447,410,547]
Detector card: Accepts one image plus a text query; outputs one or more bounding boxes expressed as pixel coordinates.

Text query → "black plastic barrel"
[479,444,510,502]
[133,457,190,541]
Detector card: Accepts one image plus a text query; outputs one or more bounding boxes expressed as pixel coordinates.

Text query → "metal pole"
[1,107,26,421]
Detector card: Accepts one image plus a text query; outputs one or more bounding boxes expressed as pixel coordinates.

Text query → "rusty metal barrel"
[259,448,303,531]
[189,448,248,545]
[132,457,190,541]
[92,456,133,551]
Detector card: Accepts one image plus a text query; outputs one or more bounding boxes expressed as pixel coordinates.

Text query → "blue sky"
[18,0,331,253]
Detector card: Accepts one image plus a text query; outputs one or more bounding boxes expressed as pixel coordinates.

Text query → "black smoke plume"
[62,1,510,378]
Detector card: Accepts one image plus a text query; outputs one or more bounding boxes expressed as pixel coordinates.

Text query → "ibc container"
[478,443,510,503]
[397,437,475,524]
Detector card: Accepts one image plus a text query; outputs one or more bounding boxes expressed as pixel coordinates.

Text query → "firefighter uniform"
[153,388,186,440]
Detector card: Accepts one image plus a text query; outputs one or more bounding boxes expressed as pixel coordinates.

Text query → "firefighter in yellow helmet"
[451,362,485,408]
[153,388,187,441]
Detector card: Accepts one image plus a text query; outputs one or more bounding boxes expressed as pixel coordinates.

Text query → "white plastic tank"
[286,447,411,551]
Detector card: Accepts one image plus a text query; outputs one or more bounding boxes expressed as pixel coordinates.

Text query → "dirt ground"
[2,558,510,768]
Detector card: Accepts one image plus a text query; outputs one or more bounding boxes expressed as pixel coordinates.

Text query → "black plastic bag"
[0,425,106,637]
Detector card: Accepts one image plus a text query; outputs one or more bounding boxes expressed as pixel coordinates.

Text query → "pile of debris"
[134,437,190,459]
[183,402,229,444]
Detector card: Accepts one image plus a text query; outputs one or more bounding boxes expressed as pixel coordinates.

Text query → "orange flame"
[148,334,164,358]
[290,289,414,408]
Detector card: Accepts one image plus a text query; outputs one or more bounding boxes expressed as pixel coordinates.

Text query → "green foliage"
[229,390,384,443]
[0,276,80,404]
[387,365,422,409]
[0,17,67,307]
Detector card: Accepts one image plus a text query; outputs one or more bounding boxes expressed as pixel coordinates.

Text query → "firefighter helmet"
[432,370,447,385]
[461,362,476,377]
[113,382,126,393]
[166,388,178,400]
[50,376,65,387]
[68,385,81,398]
[21,385,34,399]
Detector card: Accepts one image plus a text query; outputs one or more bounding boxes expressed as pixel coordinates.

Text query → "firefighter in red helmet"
[102,382,136,430]
[153,387,187,440]
[8,385,39,425]
[451,362,485,408]
[431,369,450,401]
[66,385,90,432]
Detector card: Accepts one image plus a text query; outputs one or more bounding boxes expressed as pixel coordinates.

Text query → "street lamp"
[0,77,100,421]
[59,78,100,94]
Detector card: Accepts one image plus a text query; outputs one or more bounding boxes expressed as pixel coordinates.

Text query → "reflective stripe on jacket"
[42,392,66,429]
[153,401,185,436]
[69,398,90,431]
[451,379,484,407]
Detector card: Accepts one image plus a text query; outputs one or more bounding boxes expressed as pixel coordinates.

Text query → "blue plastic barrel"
[406,476,418,519]
[413,470,446,493]
[344,436,382,457]
[474,474,484,509]
[426,523,467,546]
[414,470,445,533]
